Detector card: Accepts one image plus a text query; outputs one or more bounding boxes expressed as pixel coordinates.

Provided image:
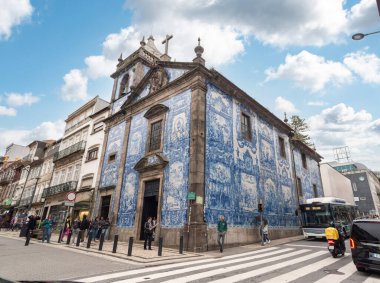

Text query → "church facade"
[93,36,323,251]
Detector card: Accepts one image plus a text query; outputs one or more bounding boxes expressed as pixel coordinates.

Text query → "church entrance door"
[140,179,159,240]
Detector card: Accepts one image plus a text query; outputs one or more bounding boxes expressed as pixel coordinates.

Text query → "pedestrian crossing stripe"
[113,248,301,283]
[261,253,344,283]
[209,251,326,283]
[313,261,357,283]
[77,247,280,282]
[75,246,380,283]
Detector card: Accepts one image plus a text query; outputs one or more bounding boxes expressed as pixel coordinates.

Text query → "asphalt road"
[0,236,137,282]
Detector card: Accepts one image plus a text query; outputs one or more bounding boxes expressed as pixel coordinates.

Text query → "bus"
[300,197,357,239]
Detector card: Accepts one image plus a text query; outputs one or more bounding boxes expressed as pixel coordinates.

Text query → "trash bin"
[19,224,28,237]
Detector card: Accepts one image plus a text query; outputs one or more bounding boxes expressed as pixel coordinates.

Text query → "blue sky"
[1,0,380,170]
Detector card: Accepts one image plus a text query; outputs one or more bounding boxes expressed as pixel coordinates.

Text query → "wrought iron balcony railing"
[53,141,86,162]
[42,181,78,198]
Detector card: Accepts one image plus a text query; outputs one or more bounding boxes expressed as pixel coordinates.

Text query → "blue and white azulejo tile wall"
[117,89,192,228]
[99,122,126,188]
[205,83,300,228]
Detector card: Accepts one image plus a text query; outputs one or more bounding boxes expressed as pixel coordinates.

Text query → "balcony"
[65,117,91,134]
[0,174,13,185]
[53,141,86,162]
[42,181,77,198]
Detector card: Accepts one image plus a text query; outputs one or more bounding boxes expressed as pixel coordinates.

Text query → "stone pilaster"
[110,119,131,235]
[187,75,208,252]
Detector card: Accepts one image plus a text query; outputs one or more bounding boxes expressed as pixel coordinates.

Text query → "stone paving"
[0,230,304,264]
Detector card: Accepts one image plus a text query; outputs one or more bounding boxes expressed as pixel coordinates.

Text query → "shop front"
[73,189,93,220]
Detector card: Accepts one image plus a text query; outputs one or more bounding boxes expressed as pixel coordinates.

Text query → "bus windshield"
[301,204,333,228]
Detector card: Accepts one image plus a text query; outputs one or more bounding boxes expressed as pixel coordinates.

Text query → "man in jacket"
[80,214,89,243]
[217,215,227,253]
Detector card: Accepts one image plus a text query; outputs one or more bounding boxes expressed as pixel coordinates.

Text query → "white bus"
[300,197,357,239]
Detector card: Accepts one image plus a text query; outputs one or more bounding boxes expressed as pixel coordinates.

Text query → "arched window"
[119,74,129,97]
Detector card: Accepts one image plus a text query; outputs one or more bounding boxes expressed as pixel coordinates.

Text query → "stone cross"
[162,34,173,55]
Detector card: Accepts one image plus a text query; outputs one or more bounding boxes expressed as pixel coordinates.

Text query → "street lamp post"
[352,30,380,40]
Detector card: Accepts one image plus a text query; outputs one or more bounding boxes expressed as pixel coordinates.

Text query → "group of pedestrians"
[216,215,270,253]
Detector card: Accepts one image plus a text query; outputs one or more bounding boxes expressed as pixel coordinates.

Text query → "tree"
[289,115,313,147]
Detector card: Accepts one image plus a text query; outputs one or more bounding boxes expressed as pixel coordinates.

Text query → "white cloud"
[0,120,65,155]
[85,56,117,80]
[308,101,327,106]
[344,51,380,84]
[347,0,380,33]
[0,0,33,40]
[6,92,39,107]
[308,103,380,169]
[61,69,88,101]
[275,96,298,113]
[265,51,353,92]
[0,105,16,116]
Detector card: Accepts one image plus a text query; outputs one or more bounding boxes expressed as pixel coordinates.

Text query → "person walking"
[143,217,156,250]
[262,219,270,244]
[101,217,110,239]
[71,217,81,244]
[41,216,52,243]
[97,217,104,240]
[217,215,227,253]
[80,214,89,244]
[26,215,36,238]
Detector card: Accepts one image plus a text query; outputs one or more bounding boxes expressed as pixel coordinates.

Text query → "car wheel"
[356,266,366,272]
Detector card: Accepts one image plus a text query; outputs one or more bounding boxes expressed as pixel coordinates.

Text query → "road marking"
[209,251,326,283]
[313,261,357,283]
[362,275,380,282]
[113,248,299,283]
[285,244,326,249]
[77,247,279,282]
[261,254,342,282]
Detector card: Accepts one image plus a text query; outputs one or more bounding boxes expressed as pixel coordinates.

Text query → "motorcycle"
[325,226,346,258]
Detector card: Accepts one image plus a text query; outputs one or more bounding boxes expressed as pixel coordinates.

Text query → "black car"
[350,219,380,272]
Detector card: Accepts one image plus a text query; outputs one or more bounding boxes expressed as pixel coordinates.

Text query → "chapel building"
[93,36,323,251]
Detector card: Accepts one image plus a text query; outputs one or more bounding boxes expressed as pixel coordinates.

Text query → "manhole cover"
[323,269,344,275]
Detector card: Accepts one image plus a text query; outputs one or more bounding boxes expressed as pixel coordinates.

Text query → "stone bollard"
[179,235,184,254]
[158,237,163,256]
[58,229,63,243]
[112,234,119,253]
[66,230,72,245]
[76,230,82,247]
[86,234,92,249]
[127,237,133,256]
[98,233,105,251]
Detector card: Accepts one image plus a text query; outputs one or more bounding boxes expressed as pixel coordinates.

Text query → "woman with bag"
[143,217,157,250]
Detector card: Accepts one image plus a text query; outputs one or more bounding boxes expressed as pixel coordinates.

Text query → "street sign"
[66,192,76,201]
[188,192,196,200]
[63,201,75,207]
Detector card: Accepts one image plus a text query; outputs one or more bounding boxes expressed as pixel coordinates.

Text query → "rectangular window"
[241,113,252,141]
[73,164,81,181]
[108,153,116,163]
[59,169,66,184]
[81,176,93,189]
[278,136,286,159]
[313,184,318,197]
[93,122,104,133]
[87,148,98,161]
[66,166,73,181]
[297,177,303,197]
[301,153,307,169]
[149,120,162,151]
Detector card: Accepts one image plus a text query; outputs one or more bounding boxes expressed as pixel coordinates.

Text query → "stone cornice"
[103,110,127,130]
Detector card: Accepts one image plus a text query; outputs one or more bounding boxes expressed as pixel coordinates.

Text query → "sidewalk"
[0,230,304,264]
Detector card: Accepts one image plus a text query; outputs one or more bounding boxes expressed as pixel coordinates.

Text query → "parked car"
[350,219,380,272]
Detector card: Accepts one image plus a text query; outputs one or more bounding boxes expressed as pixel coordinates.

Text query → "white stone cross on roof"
[162,34,173,55]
